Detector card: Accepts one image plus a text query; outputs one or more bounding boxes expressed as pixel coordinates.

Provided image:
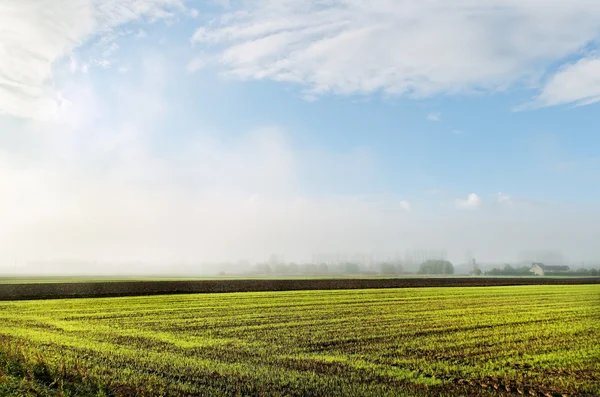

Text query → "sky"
[1,0,600,272]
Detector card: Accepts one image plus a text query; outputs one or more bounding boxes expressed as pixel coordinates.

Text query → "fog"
[2,119,600,275]
[1,15,600,276]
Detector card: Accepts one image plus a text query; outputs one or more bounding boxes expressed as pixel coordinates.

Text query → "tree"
[485,264,532,276]
[254,263,272,274]
[380,263,398,275]
[443,261,454,275]
[274,263,289,274]
[418,260,454,275]
[470,258,481,275]
[345,262,361,274]
[503,264,514,273]
[287,262,299,274]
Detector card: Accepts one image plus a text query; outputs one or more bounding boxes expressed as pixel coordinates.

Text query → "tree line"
[249,259,455,275]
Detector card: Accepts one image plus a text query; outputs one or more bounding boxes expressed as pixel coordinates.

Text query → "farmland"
[1,277,599,301]
[0,285,599,396]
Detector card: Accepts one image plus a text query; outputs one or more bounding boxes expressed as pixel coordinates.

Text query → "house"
[530,263,570,276]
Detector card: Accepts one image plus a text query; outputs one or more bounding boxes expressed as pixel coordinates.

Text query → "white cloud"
[4,0,600,120]
[136,29,148,39]
[427,112,441,122]
[455,193,482,209]
[400,200,412,212]
[535,56,600,107]
[187,55,208,73]
[494,192,544,209]
[68,56,79,73]
[95,59,112,69]
[191,0,600,102]
[497,192,513,206]
[496,192,522,209]
[0,0,186,120]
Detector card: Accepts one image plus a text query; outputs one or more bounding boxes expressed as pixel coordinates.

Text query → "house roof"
[531,263,570,271]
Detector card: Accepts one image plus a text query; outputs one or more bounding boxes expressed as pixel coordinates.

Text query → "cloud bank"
[536,56,600,107]
[455,193,482,209]
[0,0,185,119]
[3,0,600,121]
[192,0,600,106]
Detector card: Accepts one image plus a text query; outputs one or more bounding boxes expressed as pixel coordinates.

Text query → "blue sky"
[1,0,600,269]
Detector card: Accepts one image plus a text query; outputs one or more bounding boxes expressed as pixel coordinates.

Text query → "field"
[0,285,598,396]
[1,277,599,300]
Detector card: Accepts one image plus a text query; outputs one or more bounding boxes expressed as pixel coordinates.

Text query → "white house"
[530,263,570,276]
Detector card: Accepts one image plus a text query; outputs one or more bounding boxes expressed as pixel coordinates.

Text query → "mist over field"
[2,159,599,274]
[2,0,600,276]
[1,85,600,273]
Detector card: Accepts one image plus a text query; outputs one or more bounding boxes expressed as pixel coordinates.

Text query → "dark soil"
[1,277,598,301]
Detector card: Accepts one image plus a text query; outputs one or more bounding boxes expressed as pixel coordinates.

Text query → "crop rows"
[0,285,598,396]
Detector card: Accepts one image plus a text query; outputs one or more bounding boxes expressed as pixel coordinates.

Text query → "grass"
[0,285,598,396]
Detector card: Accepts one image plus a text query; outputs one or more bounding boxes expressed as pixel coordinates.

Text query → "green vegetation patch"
[0,285,598,396]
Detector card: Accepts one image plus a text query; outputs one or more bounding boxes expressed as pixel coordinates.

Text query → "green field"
[0,285,598,396]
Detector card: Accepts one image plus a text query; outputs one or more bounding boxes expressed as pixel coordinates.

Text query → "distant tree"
[345,262,361,274]
[318,263,328,274]
[486,267,501,276]
[274,263,288,274]
[299,264,316,274]
[395,263,405,274]
[443,261,454,275]
[418,260,454,275]
[470,258,482,276]
[288,263,299,274]
[485,264,532,276]
[556,268,600,277]
[380,263,398,275]
[503,264,514,273]
[254,263,272,274]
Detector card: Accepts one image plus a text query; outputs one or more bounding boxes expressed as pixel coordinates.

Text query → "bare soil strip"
[1,277,598,301]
